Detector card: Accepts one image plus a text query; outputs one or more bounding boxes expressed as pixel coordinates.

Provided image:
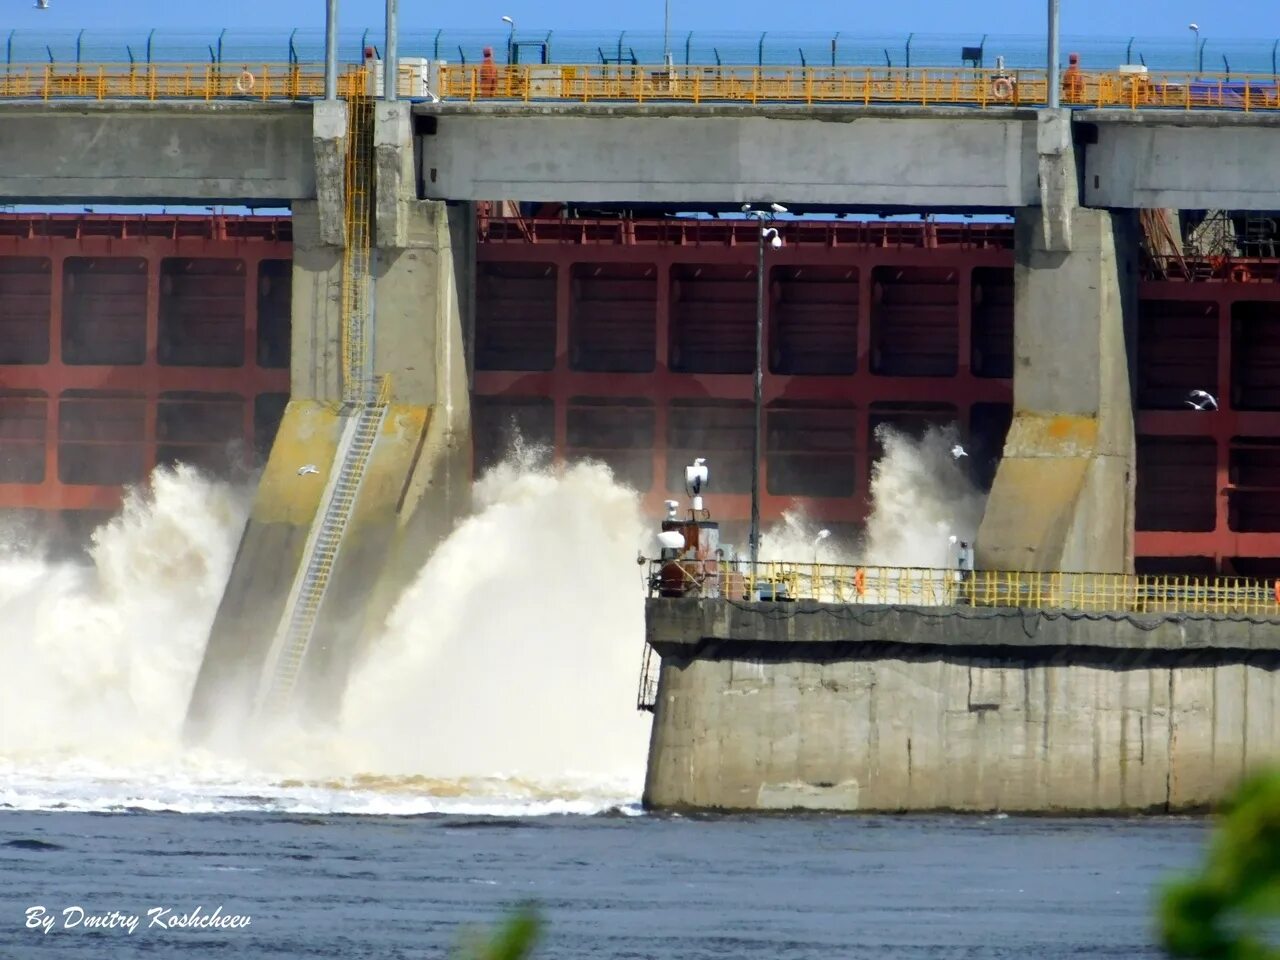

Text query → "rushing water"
[0,439,1205,956]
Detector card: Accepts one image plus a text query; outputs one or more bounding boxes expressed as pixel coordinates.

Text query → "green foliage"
[455,904,542,960]
[1161,771,1280,959]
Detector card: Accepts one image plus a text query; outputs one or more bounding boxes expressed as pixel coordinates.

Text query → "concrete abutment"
[642,599,1280,813]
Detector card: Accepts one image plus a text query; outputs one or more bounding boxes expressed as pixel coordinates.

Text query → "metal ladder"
[255,386,389,717]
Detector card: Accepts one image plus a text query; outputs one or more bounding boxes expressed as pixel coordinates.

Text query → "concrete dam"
[1,71,1279,808]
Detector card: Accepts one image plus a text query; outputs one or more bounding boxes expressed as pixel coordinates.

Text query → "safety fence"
[648,560,1280,618]
[437,63,1280,112]
[0,62,365,101]
[3,61,1280,112]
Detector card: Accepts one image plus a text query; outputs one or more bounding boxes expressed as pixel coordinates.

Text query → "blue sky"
[4,0,1268,39]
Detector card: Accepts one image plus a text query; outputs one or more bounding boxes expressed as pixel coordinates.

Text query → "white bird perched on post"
[296,464,319,476]
[1185,389,1218,411]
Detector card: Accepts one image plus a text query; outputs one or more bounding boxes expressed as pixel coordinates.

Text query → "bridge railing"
[2,60,1279,112]
[438,62,1280,111]
[648,559,1280,617]
[0,62,367,101]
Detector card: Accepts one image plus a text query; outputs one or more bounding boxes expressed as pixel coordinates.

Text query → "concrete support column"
[975,206,1138,573]
[312,100,348,247]
[289,201,343,403]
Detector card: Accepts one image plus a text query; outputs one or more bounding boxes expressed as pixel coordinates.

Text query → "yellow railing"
[0,62,373,102]
[649,560,1280,618]
[1,60,1277,113]
[339,93,373,403]
[438,63,1280,112]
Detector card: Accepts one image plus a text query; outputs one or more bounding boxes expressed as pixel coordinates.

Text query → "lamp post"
[502,15,516,65]
[1047,0,1060,108]
[1189,22,1200,74]
[663,0,671,67]
[324,0,338,101]
[742,202,787,575]
[384,0,398,101]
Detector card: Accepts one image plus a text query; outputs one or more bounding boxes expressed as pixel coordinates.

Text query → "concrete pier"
[643,598,1280,813]
[184,104,472,737]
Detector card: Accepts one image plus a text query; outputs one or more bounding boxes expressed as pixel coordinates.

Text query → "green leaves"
[1161,771,1280,960]
[456,905,542,960]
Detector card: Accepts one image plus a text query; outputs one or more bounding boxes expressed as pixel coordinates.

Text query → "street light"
[324,0,338,101]
[502,15,516,65]
[741,201,788,575]
[385,0,398,102]
[1047,0,1060,108]
[1189,22,1200,74]
[663,0,672,68]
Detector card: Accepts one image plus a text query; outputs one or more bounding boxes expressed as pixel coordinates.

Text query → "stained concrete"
[976,206,1138,574]
[643,598,1280,813]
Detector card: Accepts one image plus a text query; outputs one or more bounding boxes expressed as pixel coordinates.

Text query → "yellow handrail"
[648,559,1280,618]
[0,61,1278,112]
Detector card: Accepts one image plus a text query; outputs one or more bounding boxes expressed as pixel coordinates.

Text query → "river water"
[4,810,1204,959]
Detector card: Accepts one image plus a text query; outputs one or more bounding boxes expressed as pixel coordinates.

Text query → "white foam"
[0,427,980,816]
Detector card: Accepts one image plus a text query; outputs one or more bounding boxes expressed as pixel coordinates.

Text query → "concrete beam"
[0,101,316,204]
[1081,111,1280,210]
[416,103,1039,208]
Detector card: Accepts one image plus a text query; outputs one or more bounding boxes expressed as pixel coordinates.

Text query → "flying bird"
[296,464,319,476]
[951,444,968,459]
[1185,389,1218,411]
[34,0,49,8]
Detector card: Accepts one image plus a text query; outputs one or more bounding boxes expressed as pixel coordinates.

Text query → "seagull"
[34,0,49,8]
[951,444,968,459]
[1185,389,1218,411]
[296,464,319,476]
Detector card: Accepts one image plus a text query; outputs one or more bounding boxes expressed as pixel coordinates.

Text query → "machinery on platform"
[649,458,757,600]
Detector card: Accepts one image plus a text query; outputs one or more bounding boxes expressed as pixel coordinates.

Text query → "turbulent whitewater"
[0,428,984,815]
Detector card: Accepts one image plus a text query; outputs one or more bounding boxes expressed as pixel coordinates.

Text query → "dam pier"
[641,565,1280,813]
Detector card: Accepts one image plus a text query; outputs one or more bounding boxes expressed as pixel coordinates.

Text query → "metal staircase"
[255,385,389,716]
[254,93,387,719]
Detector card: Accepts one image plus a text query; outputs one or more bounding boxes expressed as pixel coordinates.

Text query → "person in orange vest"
[1062,52,1084,103]
[479,46,499,97]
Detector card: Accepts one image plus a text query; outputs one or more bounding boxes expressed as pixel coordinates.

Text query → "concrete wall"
[643,599,1280,813]
[417,103,1039,208]
[0,102,315,203]
[1081,111,1280,210]
[976,205,1138,574]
